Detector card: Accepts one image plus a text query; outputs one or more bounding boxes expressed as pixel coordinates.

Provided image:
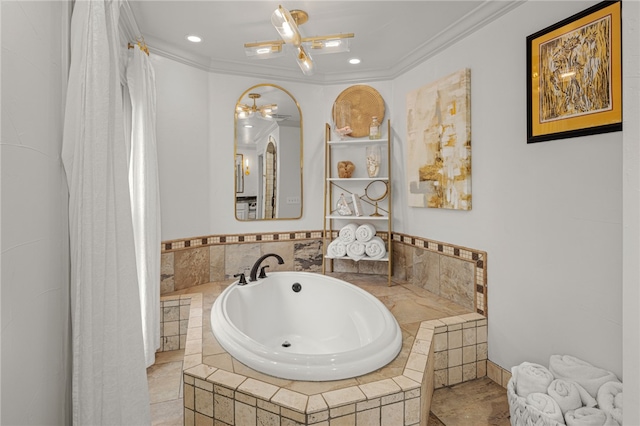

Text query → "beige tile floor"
[148,275,510,425]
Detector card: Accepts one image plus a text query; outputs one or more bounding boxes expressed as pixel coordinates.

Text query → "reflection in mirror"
[235,154,244,194]
[235,84,303,220]
[264,139,277,219]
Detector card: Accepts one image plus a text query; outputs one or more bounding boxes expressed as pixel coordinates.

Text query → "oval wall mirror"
[234,84,303,221]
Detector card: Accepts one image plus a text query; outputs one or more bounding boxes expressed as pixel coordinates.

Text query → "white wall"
[277,125,302,218]
[152,54,211,241]
[622,0,640,422]
[1,1,71,423]
[392,0,621,376]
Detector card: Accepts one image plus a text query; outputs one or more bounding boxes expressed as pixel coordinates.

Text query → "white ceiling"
[128,0,523,85]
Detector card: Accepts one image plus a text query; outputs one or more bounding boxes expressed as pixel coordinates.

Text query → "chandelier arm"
[244,40,284,48]
[301,33,354,43]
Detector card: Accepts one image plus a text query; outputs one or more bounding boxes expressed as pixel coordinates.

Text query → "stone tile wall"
[161,232,324,294]
[158,296,192,352]
[429,315,488,389]
[487,360,512,389]
[160,231,488,317]
[392,233,487,316]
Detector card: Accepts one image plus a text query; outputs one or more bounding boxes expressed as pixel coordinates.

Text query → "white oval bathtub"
[210,271,402,381]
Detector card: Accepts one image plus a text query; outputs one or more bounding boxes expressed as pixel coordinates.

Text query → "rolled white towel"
[346,240,366,261]
[525,392,565,424]
[355,223,376,242]
[365,236,386,260]
[548,379,596,414]
[565,407,619,426]
[549,355,620,398]
[326,239,347,258]
[513,362,555,398]
[596,381,623,425]
[339,223,358,244]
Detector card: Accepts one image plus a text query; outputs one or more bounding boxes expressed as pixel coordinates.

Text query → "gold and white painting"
[406,68,471,210]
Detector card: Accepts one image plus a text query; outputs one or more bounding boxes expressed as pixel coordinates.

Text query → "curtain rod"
[121,0,148,56]
[128,40,149,56]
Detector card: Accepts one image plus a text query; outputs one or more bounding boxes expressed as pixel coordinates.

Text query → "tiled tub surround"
[160,231,487,316]
[161,232,324,294]
[159,297,192,352]
[171,275,488,426]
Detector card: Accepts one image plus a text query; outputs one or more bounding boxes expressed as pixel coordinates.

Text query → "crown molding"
[143,0,524,85]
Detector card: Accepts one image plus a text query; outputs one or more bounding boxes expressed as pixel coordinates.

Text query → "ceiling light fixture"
[236,93,278,119]
[244,5,354,76]
[186,34,202,43]
[349,58,361,65]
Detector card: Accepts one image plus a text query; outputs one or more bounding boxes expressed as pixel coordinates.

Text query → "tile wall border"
[161,231,323,252]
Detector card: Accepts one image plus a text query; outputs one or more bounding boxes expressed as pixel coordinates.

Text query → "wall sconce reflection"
[245,158,250,175]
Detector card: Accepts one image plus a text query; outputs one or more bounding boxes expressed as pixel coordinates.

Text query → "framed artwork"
[406,68,472,210]
[235,154,244,193]
[526,0,622,144]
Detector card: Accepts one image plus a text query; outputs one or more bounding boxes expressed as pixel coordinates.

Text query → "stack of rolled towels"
[510,355,622,425]
[326,223,386,261]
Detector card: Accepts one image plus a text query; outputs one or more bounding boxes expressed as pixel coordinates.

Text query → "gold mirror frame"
[234,83,303,221]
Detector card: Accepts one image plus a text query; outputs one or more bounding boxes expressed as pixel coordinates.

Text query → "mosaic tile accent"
[162,231,322,252]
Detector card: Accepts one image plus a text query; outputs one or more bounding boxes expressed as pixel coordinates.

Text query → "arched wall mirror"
[235,84,303,220]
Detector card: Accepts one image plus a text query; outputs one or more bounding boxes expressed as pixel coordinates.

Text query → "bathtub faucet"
[249,253,284,282]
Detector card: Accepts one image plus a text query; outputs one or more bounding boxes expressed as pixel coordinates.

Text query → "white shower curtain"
[61,0,151,424]
[126,44,161,367]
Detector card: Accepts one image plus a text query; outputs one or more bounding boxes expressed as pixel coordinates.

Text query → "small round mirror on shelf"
[234,84,303,221]
[365,180,389,217]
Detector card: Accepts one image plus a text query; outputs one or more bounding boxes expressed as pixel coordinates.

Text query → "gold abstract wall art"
[406,68,471,210]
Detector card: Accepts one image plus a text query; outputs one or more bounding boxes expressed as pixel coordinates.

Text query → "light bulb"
[296,46,315,76]
[271,5,301,46]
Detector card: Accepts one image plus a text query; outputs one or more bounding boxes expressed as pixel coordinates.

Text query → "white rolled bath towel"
[355,223,377,242]
[565,407,619,426]
[548,379,596,414]
[525,392,565,424]
[326,239,347,258]
[513,362,555,398]
[339,223,358,244]
[596,381,623,425]
[365,236,386,260]
[549,355,620,398]
[346,240,366,261]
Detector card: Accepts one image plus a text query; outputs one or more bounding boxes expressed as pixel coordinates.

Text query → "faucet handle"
[233,273,248,285]
[258,265,270,279]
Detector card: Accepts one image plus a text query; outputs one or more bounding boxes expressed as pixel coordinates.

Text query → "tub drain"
[282,341,291,348]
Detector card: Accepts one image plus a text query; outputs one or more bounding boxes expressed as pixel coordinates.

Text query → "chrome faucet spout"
[249,253,284,282]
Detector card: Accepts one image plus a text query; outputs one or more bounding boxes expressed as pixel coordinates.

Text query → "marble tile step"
[430,377,510,425]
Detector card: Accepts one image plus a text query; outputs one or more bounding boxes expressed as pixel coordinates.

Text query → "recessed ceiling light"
[244,124,253,128]
[186,34,202,43]
[349,58,361,65]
